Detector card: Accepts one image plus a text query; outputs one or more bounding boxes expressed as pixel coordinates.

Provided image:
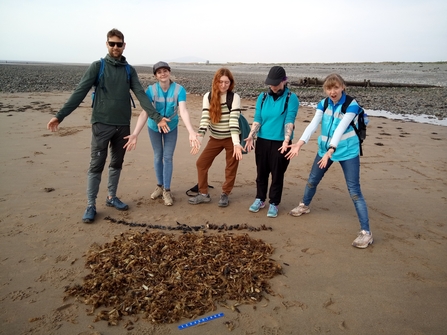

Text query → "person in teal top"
[285,73,373,249]
[244,66,299,218]
[124,61,199,206]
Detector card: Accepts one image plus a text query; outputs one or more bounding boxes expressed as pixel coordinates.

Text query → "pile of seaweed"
[64,231,282,326]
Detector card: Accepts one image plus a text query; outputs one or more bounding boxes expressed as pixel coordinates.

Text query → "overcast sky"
[1,0,446,65]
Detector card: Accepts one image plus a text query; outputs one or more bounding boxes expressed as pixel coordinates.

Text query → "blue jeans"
[302,154,370,231]
[148,127,178,190]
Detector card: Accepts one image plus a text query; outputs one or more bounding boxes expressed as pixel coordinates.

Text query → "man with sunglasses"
[47,28,170,224]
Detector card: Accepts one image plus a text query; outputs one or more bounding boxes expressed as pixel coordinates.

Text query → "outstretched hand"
[123,134,138,151]
[278,140,289,154]
[233,144,245,160]
[284,141,304,160]
[157,117,171,133]
[189,132,200,155]
[47,117,60,132]
[243,136,255,153]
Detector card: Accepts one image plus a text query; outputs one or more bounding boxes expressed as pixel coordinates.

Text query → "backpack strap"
[125,64,136,108]
[339,95,364,156]
[260,92,268,110]
[95,58,105,87]
[91,59,105,107]
[260,91,291,114]
[281,91,292,115]
[208,90,234,111]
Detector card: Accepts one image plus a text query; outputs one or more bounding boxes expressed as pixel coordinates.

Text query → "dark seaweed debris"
[104,216,273,232]
[64,231,282,325]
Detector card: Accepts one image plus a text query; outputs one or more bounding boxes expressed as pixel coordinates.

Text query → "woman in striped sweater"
[188,68,244,207]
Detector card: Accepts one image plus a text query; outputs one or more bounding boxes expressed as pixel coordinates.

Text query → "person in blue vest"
[243,66,299,218]
[47,28,170,224]
[124,61,199,206]
[285,73,373,248]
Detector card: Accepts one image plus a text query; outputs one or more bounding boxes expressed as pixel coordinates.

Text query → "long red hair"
[209,68,235,123]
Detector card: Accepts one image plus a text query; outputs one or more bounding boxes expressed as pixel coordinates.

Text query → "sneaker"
[249,199,265,213]
[82,205,96,223]
[289,202,310,217]
[106,196,129,211]
[267,204,278,218]
[151,185,163,200]
[188,193,211,205]
[352,230,374,248]
[163,189,173,206]
[218,193,229,207]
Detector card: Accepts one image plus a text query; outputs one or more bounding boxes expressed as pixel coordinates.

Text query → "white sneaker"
[289,202,310,217]
[352,230,373,248]
[151,185,163,199]
[163,189,173,206]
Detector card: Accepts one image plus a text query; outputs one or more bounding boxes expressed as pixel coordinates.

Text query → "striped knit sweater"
[199,92,242,145]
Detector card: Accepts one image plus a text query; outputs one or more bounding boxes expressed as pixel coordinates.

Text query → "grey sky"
[1,0,446,64]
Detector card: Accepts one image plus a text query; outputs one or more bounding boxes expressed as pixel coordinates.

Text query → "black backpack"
[323,95,367,156]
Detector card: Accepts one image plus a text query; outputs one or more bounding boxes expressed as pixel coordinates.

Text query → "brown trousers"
[196,136,239,195]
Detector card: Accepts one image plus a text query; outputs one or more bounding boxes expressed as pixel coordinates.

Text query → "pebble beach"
[1,61,446,120]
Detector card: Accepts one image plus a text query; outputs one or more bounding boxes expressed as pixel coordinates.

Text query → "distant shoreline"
[1,60,446,66]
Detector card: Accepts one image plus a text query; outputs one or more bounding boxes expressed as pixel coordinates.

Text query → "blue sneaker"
[106,196,129,211]
[249,199,265,212]
[267,204,278,218]
[82,205,96,223]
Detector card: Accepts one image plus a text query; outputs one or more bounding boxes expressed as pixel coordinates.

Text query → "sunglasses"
[108,41,124,48]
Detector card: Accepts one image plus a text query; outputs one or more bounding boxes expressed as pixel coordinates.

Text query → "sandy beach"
[0,67,447,334]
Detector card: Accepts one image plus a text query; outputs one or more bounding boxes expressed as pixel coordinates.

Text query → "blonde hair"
[323,73,346,91]
[209,68,235,124]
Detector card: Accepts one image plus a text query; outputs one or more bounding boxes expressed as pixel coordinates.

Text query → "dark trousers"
[87,123,130,205]
[255,137,291,205]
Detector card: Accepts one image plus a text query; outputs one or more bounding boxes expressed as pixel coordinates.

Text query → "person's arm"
[318,111,356,168]
[229,94,244,160]
[178,101,200,155]
[243,122,260,153]
[123,110,148,151]
[329,112,356,148]
[47,61,98,131]
[243,94,264,152]
[285,109,323,160]
[279,93,299,153]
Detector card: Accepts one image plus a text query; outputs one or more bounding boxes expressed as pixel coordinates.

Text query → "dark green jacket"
[55,54,162,126]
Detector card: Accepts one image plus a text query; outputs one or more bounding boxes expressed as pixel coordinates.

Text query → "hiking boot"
[106,196,129,211]
[352,230,373,248]
[267,204,278,218]
[289,202,310,217]
[163,189,173,206]
[188,193,211,205]
[82,205,96,223]
[249,199,265,212]
[151,185,163,199]
[218,193,229,207]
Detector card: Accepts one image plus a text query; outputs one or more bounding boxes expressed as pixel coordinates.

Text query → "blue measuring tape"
[178,312,224,330]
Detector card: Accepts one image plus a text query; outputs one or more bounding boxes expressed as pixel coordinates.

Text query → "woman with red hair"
[189,68,244,207]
